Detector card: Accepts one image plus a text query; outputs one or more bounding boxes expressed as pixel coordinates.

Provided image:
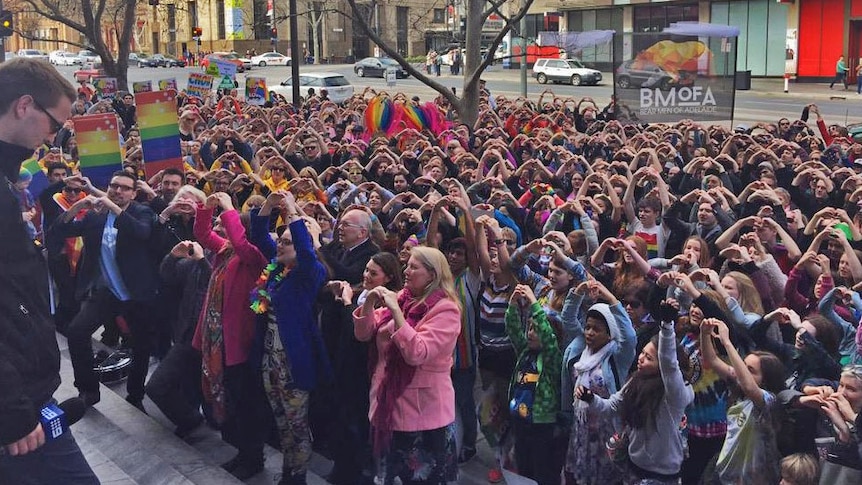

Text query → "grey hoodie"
[590,321,694,476]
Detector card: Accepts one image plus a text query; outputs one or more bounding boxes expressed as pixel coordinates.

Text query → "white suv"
[533,58,602,86]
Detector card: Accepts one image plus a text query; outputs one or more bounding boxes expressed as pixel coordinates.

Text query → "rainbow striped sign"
[135,90,183,178]
[20,152,48,196]
[73,114,123,190]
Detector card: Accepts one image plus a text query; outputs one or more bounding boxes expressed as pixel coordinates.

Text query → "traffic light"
[270,28,277,40]
[0,11,13,38]
[192,26,202,38]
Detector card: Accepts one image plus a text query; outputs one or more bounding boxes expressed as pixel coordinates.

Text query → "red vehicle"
[200,52,246,73]
[74,62,106,82]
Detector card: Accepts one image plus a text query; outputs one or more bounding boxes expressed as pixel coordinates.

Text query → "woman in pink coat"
[353,246,462,484]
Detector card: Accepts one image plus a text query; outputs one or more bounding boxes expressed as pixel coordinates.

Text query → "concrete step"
[55,334,245,485]
[57,333,536,484]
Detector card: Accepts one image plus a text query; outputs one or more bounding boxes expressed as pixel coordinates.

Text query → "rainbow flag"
[135,90,183,178]
[74,114,123,189]
[20,152,49,196]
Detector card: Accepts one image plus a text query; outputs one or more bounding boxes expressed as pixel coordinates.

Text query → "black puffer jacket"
[0,140,61,445]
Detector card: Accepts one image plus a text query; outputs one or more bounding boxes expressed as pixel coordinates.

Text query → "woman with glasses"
[248,190,330,485]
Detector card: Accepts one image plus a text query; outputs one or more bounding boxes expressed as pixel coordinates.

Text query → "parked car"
[222,51,253,70]
[271,72,354,105]
[151,53,186,67]
[77,49,100,64]
[17,49,49,62]
[250,51,291,67]
[136,54,160,68]
[200,52,246,72]
[532,58,601,86]
[50,50,82,66]
[74,62,106,82]
[353,57,408,78]
[615,59,695,91]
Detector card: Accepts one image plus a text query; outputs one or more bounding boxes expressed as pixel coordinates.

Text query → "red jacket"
[193,207,267,365]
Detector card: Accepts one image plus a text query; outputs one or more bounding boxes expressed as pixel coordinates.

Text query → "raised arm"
[703,318,768,407]
[658,321,694,408]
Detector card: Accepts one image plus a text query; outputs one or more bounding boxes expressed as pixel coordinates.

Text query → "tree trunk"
[458,0,486,128]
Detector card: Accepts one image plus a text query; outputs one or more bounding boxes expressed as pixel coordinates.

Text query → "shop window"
[433,8,445,24]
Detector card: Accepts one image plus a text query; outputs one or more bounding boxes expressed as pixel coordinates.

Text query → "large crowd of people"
[2,56,862,485]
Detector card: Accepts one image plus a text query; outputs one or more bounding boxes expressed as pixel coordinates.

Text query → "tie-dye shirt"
[681,333,729,439]
[715,390,780,485]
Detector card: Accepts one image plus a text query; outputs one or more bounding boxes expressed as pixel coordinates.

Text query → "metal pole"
[289,0,300,106]
[0,0,6,64]
[519,14,526,98]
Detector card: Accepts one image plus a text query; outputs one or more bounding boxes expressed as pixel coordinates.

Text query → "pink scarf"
[370,287,447,457]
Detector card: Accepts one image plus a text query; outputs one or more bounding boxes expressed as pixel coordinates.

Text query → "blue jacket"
[249,213,331,390]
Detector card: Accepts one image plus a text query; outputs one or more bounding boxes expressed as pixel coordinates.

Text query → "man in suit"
[322,208,379,284]
[318,208,380,484]
[0,58,98,483]
[50,170,159,411]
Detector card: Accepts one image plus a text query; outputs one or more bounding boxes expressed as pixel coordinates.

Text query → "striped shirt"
[478,275,514,350]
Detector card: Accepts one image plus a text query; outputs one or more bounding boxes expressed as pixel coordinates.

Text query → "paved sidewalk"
[473,66,859,101]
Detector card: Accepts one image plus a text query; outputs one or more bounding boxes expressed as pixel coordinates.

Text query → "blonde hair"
[242,194,266,213]
[409,246,459,307]
[779,453,819,485]
[726,271,764,315]
[298,166,324,191]
[175,184,206,204]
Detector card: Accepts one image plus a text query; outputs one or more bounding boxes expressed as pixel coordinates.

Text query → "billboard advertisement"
[614,25,739,124]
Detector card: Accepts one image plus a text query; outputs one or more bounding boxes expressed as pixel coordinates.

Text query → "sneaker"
[487,467,503,483]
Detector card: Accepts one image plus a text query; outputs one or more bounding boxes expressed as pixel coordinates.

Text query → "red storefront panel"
[852,0,862,17]
[799,0,846,77]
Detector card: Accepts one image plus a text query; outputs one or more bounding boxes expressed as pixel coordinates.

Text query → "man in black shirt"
[0,58,98,484]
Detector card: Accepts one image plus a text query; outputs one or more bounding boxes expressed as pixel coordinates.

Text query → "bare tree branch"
[341,1,461,108]
[467,0,532,89]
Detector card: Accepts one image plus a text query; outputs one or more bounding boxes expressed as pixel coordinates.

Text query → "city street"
[56,63,862,127]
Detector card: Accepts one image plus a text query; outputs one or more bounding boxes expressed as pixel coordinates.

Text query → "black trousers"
[221,362,271,463]
[512,420,560,485]
[145,342,202,429]
[66,287,154,401]
[681,435,724,485]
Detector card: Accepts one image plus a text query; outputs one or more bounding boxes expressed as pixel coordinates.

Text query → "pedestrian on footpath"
[0,58,98,484]
[830,55,848,90]
[855,59,862,94]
